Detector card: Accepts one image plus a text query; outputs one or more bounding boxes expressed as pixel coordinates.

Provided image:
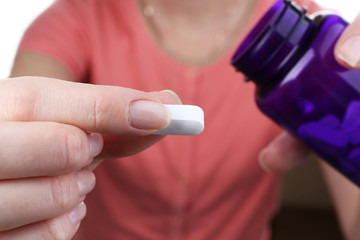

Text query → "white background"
[0,0,54,78]
[0,0,359,78]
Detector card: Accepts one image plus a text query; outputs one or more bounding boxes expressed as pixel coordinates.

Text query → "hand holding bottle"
[259,13,360,173]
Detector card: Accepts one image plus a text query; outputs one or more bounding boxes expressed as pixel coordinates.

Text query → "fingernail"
[68,202,87,226]
[160,90,182,104]
[129,101,170,130]
[76,170,96,196]
[258,149,271,172]
[338,36,360,68]
[87,133,104,158]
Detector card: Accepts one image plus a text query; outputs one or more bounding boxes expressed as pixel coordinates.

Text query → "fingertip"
[157,90,182,104]
[87,133,104,158]
[258,144,289,172]
[67,202,87,226]
[335,13,360,69]
[258,149,271,172]
[336,36,360,69]
[259,132,311,172]
[129,100,170,130]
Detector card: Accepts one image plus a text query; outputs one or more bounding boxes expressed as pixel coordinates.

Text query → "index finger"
[259,132,317,172]
[0,77,180,135]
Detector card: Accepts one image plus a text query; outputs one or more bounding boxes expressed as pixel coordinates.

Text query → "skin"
[2,0,360,239]
[0,76,180,239]
[137,0,256,64]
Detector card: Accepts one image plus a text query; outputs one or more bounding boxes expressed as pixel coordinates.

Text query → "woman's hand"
[260,13,360,172]
[259,14,360,240]
[0,76,180,239]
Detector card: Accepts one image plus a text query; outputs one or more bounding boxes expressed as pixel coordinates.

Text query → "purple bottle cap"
[231,0,315,85]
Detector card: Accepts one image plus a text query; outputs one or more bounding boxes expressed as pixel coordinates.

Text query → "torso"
[136,0,258,65]
[76,1,281,239]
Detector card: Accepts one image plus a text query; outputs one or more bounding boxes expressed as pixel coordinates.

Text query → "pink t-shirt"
[19,0,320,239]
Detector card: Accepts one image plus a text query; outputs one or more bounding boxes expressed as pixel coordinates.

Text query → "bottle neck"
[231,0,319,87]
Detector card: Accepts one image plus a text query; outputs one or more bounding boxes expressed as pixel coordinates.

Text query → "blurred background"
[0,0,53,78]
[0,0,359,239]
[0,0,358,78]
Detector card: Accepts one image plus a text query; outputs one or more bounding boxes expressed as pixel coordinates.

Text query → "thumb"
[335,13,360,69]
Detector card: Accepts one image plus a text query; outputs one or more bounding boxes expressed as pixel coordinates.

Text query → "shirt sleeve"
[18,0,90,81]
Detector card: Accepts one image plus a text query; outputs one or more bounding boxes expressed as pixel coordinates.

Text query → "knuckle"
[49,175,78,212]
[91,92,113,131]
[0,81,37,121]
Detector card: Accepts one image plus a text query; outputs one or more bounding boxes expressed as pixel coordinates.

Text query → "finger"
[86,89,182,169]
[86,134,165,170]
[0,121,103,179]
[101,134,164,158]
[335,13,360,69]
[0,170,95,231]
[150,89,183,105]
[0,202,86,240]
[0,77,181,135]
[259,132,317,172]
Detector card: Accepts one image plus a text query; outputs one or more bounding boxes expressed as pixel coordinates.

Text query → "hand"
[0,76,180,239]
[259,14,360,172]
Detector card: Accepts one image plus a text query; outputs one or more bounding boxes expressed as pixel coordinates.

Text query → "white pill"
[154,105,204,135]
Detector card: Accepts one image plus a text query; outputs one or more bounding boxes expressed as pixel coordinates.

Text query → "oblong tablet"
[154,105,204,135]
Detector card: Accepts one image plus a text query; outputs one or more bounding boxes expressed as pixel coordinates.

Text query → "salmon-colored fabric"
[19,0,320,239]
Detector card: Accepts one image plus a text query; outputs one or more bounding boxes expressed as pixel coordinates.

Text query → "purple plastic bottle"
[231,0,360,186]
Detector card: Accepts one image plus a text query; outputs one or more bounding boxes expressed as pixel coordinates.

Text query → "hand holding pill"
[0,76,191,239]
